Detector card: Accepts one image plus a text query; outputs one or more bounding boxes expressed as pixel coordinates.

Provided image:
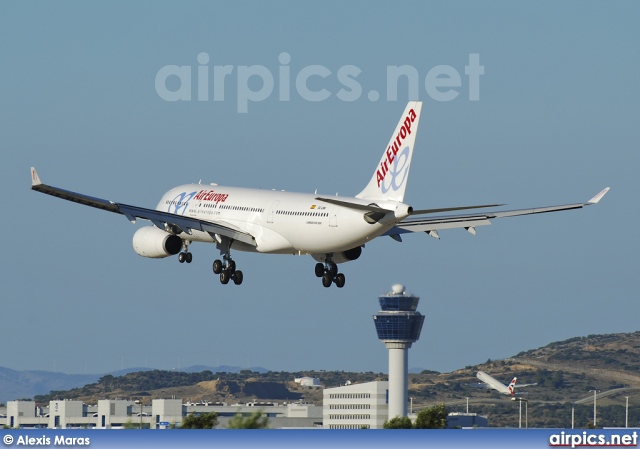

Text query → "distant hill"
[4,332,640,427]
[0,367,100,404]
[514,332,640,380]
[0,365,266,404]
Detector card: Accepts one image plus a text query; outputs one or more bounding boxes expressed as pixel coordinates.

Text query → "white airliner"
[476,371,536,396]
[30,101,609,288]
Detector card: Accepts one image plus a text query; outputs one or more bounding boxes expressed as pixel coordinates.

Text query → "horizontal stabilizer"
[315,197,390,214]
[411,204,503,215]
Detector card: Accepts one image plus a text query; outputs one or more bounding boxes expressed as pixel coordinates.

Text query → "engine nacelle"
[311,246,363,264]
[132,226,182,258]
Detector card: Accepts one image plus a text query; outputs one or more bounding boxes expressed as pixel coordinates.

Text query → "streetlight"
[512,397,528,429]
[625,396,629,428]
[134,399,143,429]
[589,390,600,428]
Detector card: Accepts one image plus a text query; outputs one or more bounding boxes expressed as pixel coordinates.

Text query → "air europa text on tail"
[376,108,417,187]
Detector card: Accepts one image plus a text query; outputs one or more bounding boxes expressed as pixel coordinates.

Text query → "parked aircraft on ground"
[31,102,609,287]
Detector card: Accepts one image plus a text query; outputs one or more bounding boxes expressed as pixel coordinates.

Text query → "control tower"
[373,284,424,419]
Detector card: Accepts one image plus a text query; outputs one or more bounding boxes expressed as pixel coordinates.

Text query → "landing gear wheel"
[335,273,345,288]
[220,271,231,284]
[178,252,186,263]
[327,262,338,277]
[213,259,223,274]
[315,263,325,277]
[233,270,243,285]
[185,252,192,263]
[322,273,333,288]
[226,259,236,273]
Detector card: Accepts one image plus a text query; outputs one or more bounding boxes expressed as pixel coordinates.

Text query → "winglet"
[31,167,42,187]
[588,187,610,204]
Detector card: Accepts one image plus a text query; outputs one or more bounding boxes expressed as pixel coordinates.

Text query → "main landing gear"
[212,255,243,285]
[211,237,243,286]
[315,260,345,288]
[178,241,192,263]
[176,237,244,286]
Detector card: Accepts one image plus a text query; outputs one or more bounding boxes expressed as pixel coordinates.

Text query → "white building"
[96,399,137,428]
[6,401,36,428]
[151,399,183,429]
[49,400,89,428]
[323,381,389,429]
[446,412,488,428]
[1,399,321,429]
[294,377,321,387]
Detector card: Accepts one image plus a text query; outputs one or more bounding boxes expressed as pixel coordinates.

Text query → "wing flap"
[389,216,492,235]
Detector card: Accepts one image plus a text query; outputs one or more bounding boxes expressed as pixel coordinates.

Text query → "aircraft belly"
[276,220,387,253]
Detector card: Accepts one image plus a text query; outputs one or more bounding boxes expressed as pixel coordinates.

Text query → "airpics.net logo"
[155,52,484,113]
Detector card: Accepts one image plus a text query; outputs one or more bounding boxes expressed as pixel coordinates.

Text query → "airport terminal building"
[1,399,322,429]
[2,382,486,429]
[323,381,389,429]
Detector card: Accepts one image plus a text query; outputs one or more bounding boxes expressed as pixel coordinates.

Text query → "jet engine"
[311,246,362,264]
[132,226,182,258]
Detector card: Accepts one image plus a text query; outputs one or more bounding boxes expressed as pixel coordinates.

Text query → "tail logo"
[380,146,410,193]
[375,108,417,190]
[508,378,517,395]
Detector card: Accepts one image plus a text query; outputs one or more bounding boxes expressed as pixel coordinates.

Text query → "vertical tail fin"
[508,377,517,395]
[356,101,423,202]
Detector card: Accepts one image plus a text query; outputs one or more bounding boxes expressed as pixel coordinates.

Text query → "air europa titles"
[193,189,229,204]
[376,108,417,188]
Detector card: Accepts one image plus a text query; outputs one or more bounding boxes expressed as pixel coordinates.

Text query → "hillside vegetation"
[29,332,640,428]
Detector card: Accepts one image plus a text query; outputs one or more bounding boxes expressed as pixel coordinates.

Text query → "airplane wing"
[384,188,610,239]
[30,167,256,246]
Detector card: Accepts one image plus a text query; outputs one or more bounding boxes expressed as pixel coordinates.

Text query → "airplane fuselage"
[158,184,401,255]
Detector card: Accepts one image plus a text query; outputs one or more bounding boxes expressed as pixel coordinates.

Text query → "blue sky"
[1,1,638,376]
